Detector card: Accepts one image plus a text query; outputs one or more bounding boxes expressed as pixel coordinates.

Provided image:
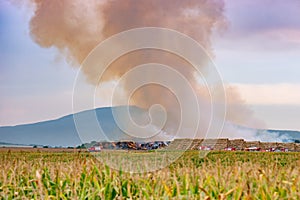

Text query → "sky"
[0,0,300,131]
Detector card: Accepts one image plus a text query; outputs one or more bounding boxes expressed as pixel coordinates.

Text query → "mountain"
[0,106,170,147]
[0,106,299,147]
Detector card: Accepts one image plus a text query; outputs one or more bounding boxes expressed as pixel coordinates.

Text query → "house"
[88,146,101,152]
[244,146,261,151]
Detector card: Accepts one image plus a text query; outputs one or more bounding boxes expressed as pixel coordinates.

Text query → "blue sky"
[0,0,300,131]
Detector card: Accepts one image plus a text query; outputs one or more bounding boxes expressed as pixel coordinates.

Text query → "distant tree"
[76,144,86,149]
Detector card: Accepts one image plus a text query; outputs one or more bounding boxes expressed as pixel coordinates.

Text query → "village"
[87,138,300,152]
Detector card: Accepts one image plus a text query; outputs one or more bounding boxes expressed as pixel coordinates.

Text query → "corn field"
[0,150,299,199]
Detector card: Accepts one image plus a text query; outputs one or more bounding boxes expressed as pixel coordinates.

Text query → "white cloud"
[233,83,300,105]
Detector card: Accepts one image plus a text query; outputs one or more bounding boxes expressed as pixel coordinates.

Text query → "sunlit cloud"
[234,83,300,105]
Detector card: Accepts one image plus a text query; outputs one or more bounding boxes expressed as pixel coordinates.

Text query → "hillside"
[0,106,169,147]
[0,106,299,147]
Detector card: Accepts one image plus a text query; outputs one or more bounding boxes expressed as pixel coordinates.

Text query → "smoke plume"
[21,0,262,139]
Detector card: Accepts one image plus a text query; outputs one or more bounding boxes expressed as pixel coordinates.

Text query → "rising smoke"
[18,0,267,140]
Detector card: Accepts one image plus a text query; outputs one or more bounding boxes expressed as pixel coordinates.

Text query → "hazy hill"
[0,106,169,147]
[0,106,299,147]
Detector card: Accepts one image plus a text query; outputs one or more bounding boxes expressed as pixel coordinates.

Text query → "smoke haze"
[20,0,264,140]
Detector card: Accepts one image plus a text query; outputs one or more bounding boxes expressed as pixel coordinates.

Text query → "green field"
[0,150,299,199]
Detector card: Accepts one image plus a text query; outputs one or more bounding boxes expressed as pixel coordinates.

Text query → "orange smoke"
[22,0,261,138]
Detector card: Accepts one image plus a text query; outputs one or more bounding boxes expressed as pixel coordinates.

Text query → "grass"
[0,150,299,199]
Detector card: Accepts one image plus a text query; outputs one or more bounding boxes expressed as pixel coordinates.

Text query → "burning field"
[2,0,299,199]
